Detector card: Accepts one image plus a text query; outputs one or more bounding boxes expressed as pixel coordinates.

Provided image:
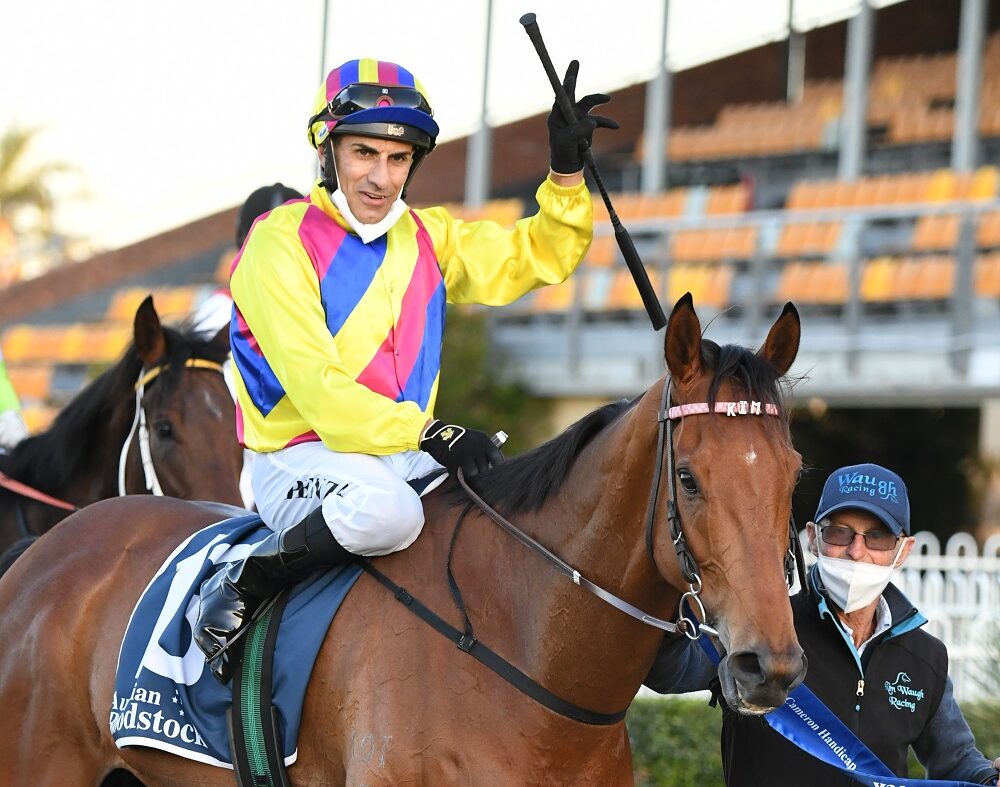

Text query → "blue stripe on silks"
[397,280,446,408]
[318,234,388,336]
[231,320,286,418]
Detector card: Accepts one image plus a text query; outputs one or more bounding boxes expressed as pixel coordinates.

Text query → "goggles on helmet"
[327,83,433,118]
[308,83,438,151]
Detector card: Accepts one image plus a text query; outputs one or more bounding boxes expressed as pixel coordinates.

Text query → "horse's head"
[653,293,806,713]
[128,296,243,505]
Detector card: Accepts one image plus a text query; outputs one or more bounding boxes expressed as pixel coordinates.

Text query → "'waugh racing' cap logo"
[814,463,911,536]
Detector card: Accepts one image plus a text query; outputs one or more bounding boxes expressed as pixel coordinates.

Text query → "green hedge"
[627,697,1000,786]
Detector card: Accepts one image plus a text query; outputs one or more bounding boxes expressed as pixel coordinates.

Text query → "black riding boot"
[194,507,355,684]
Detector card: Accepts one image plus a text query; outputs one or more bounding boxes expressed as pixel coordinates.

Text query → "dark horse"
[0,295,243,562]
[0,295,806,785]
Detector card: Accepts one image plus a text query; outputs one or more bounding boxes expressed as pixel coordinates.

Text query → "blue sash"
[695,636,984,786]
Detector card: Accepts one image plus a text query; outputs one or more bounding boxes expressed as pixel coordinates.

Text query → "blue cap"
[814,463,910,536]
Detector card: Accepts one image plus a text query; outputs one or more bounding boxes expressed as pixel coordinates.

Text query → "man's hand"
[547,60,619,175]
[419,421,504,478]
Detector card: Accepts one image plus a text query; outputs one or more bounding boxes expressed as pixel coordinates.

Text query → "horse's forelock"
[703,341,786,414]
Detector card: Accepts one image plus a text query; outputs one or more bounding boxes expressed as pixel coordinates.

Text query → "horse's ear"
[133,295,167,365]
[757,302,801,377]
[209,323,230,354]
[664,292,703,384]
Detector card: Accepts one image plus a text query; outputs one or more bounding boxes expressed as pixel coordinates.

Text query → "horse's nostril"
[727,651,767,686]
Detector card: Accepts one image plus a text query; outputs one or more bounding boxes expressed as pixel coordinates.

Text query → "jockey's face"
[326,135,415,224]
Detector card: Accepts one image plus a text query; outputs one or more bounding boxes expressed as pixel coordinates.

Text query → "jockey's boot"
[194,506,355,684]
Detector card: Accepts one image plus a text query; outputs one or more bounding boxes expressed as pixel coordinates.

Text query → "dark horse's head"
[656,293,806,713]
[0,295,243,547]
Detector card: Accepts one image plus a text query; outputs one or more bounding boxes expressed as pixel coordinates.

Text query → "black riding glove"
[420,420,504,478]
[547,59,620,175]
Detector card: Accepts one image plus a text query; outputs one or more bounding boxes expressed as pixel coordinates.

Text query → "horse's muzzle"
[718,648,808,715]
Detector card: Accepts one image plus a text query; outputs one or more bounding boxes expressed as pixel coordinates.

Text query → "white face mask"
[330,188,408,244]
[816,539,906,613]
[328,155,408,244]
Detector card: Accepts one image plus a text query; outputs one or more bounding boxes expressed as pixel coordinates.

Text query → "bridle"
[644,378,799,639]
[454,378,795,642]
[362,375,802,725]
[117,358,226,496]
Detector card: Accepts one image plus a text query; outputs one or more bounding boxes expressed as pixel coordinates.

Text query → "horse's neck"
[459,401,680,712]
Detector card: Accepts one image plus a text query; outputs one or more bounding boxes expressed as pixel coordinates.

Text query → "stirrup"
[207,592,283,665]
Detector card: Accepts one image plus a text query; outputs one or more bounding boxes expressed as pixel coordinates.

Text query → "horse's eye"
[677,469,699,494]
[154,420,175,440]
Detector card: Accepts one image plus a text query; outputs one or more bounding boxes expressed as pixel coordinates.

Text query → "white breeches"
[251,441,444,557]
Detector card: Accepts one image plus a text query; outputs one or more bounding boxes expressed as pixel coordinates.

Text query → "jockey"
[194,56,618,683]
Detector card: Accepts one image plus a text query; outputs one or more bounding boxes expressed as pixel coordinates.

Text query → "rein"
[366,383,799,726]
[365,382,798,725]
[117,358,226,496]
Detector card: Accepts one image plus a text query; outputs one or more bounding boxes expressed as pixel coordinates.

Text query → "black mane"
[0,324,228,494]
[467,338,789,515]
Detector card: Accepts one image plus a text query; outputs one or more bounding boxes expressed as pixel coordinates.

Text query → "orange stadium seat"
[640,190,687,219]
[665,263,732,308]
[776,261,809,302]
[670,227,757,262]
[776,222,841,257]
[1,326,66,364]
[609,193,645,221]
[606,270,664,311]
[975,252,1000,297]
[592,194,611,225]
[978,211,1000,247]
[860,257,899,302]
[913,211,1000,251]
[776,261,849,304]
[7,365,53,403]
[530,277,576,314]
[21,404,57,433]
[912,215,958,251]
[705,184,749,215]
[813,262,850,304]
[585,235,617,268]
[910,256,955,300]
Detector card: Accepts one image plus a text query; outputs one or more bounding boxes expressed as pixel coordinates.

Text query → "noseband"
[644,379,798,638]
[117,358,226,496]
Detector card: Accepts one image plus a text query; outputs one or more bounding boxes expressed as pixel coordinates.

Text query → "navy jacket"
[643,568,998,785]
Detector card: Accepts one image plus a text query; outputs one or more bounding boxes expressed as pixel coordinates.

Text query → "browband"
[667,401,780,419]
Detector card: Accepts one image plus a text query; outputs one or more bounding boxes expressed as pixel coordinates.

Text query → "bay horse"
[0,294,806,786]
[0,295,243,560]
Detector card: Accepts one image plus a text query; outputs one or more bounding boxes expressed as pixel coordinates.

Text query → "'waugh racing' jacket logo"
[883,671,924,713]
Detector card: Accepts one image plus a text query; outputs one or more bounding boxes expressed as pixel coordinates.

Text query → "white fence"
[800,530,1000,702]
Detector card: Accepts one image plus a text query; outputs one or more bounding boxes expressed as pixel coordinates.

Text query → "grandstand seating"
[524,161,1000,318]
[644,35,1000,161]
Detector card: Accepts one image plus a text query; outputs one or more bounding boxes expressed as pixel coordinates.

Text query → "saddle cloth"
[111,514,362,767]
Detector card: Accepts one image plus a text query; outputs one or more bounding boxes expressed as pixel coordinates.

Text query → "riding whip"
[520,12,667,331]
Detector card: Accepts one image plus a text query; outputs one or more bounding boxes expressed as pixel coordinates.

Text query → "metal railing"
[492,199,1000,402]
